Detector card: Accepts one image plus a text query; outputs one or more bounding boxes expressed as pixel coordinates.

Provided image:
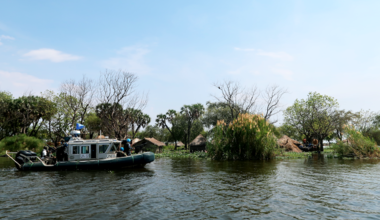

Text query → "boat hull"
[19,152,155,171]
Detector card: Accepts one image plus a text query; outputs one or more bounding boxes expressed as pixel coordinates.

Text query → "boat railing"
[5,151,21,168]
[5,150,54,167]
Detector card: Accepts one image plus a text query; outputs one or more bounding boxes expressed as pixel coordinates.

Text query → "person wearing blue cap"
[123,139,133,156]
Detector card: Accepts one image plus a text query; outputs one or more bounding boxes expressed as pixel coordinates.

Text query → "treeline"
[280,92,380,157]
[2,69,377,159]
[0,70,149,147]
[0,73,286,154]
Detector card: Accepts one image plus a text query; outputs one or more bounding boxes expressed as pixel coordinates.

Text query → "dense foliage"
[332,126,380,158]
[208,113,278,160]
[283,92,339,151]
[0,134,45,153]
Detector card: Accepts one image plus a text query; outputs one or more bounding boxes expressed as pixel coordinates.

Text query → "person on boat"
[41,146,47,159]
[124,139,133,156]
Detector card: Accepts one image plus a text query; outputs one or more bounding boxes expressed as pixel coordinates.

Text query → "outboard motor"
[15,150,37,169]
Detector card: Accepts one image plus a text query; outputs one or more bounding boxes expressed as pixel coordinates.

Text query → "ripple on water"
[1,157,380,219]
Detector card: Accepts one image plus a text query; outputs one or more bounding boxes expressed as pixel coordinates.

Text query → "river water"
[1,156,380,219]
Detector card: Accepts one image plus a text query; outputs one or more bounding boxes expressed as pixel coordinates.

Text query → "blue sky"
[1,0,379,124]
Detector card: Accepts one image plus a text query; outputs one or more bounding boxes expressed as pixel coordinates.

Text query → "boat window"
[81,146,89,154]
[110,144,117,152]
[72,146,79,154]
[99,145,108,154]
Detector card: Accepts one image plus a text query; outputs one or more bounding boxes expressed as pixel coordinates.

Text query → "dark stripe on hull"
[19,152,155,171]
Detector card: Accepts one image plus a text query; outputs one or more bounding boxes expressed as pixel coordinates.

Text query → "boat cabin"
[67,137,121,161]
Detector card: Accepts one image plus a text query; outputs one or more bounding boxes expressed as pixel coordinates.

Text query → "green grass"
[275,151,313,159]
[155,149,208,159]
[156,145,346,160]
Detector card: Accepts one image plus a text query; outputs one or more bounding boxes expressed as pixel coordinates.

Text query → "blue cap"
[127,138,131,142]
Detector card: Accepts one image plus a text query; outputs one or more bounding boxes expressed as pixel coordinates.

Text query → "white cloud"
[102,45,151,74]
[234,47,294,61]
[0,34,14,46]
[0,70,54,97]
[0,35,14,40]
[23,48,82,62]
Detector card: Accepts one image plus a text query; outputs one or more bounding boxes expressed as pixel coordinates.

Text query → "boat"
[5,131,155,171]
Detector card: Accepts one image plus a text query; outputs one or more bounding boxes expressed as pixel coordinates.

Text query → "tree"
[202,102,236,129]
[137,125,170,141]
[212,81,286,123]
[128,108,151,139]
[333,110,358,141]
[60,76,95,130]
[277,123,303,140]
[84,112,101,139]
[213,80,259,120]
[180,104,205,150]
[0,91,12,101]
[261,85,287,123]
[156,110,185,149]
[96,103,128,139]
[351,110,377,135]
[96,70,147,139]
[284,92,339,151]
[0,95,56,138]
[41,91,73,146]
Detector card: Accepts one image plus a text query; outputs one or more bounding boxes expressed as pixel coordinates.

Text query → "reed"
[207,113,278,160]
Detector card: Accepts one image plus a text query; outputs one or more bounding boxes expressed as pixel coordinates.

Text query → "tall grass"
[0,134,45,154]
[332,126,380,158]
[156,149,207,159]
[207,113,278,160]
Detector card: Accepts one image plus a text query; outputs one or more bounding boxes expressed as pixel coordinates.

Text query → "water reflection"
[1,157,380,219]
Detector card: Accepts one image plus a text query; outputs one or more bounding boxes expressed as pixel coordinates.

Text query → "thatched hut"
[133,137,165,153]
[277,135,302,153]
[96,135,105,139]
[132,138,141,145]
[176,141,184,147]
[189,134,207,152]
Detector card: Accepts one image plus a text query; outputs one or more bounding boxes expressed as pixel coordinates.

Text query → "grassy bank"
[155,149,208,159]
[156,146,340,160]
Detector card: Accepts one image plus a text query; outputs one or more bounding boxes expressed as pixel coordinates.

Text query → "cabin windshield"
[109,143,118,152]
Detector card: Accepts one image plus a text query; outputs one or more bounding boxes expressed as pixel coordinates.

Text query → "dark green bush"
[0,134,45,153]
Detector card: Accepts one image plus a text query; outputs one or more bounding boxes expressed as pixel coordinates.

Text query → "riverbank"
[154,148,338,160]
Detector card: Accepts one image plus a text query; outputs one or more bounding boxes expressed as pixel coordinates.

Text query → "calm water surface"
[1,156,380,219]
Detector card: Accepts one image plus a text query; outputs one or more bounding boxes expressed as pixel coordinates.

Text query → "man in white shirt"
[41,147,47,159]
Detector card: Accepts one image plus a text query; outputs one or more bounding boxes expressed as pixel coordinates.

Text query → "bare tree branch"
[60,75,96,130]
[212,80,260,121]
[262,85,288,123]
[96,70,148,139]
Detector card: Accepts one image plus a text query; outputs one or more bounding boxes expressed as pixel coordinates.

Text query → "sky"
[1,0,380,125]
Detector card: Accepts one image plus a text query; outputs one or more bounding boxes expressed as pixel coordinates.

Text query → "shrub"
[207,113,278,160]
[332,126,380,158]
[0,134,45,154]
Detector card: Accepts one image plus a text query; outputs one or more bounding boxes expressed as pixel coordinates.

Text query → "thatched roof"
[134,137,165,147]
[176,141,184,146]
[132,138,141,145]
[190,134,207,146]
[277,135,302,153]
[96,135,105,139]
